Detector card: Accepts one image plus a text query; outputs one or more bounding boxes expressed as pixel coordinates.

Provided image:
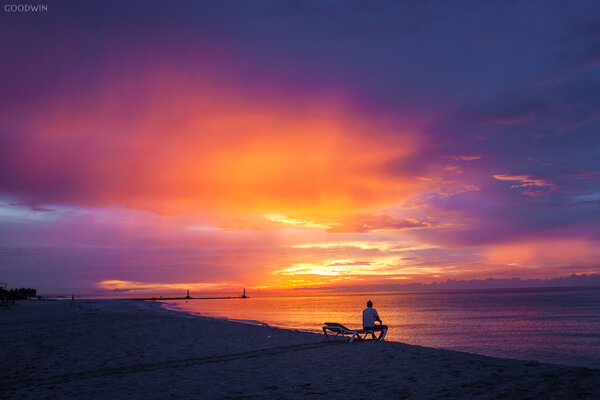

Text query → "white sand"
[1,299,599,399]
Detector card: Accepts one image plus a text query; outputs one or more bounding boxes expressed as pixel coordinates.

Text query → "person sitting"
[362,300,388,340]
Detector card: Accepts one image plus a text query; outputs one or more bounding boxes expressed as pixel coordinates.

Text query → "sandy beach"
[1,300,599,399]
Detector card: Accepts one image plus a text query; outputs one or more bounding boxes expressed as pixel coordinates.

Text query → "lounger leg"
[380,329,387,341]
[323,327,329,340]
[350,332,357,343]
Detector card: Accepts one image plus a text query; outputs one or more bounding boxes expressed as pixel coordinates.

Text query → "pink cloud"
[493,174,558,196]
[450,155,482,161]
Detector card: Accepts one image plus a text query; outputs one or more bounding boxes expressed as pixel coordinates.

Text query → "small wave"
[227,318,269,327]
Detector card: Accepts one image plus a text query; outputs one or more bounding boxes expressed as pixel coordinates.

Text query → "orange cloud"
[98,280,231,293]
[12,71,423,222]
[326,214,430,233]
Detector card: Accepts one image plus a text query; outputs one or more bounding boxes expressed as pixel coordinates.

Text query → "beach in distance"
[2,299,599,400]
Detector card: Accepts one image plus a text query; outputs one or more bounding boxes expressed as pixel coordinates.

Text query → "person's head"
[367,300,373,308]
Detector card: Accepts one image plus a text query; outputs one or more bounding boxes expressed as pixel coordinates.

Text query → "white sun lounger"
[322,322,387,343]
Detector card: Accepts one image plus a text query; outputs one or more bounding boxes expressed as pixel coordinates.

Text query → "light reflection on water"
[164,287,600,369]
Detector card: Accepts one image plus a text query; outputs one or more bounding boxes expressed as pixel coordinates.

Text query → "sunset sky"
[1,1,599,295]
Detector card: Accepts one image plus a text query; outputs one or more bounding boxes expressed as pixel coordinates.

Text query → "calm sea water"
[163,286,600,369]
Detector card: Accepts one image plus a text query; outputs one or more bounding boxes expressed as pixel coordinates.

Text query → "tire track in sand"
[1,340,344,391]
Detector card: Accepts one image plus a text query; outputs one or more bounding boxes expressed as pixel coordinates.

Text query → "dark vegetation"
[0,287,37,304]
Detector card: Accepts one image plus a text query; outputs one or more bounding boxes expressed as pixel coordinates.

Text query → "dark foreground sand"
[1,300,599,399]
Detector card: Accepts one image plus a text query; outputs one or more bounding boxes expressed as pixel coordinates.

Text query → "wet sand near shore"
[1,300,599,399]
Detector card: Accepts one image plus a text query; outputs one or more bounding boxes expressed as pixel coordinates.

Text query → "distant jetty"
[126,289,249,301]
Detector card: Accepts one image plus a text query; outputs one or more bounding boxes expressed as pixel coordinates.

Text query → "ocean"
[163,286,600,369]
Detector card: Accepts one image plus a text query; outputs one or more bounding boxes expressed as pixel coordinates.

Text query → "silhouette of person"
[363,300,388,340]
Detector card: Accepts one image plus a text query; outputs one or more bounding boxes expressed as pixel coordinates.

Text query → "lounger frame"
[322,322,387,343]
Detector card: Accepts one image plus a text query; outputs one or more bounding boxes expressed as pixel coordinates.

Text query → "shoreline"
[2,299,599,399]
[160,300,600,371]
[160,295,600,370]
